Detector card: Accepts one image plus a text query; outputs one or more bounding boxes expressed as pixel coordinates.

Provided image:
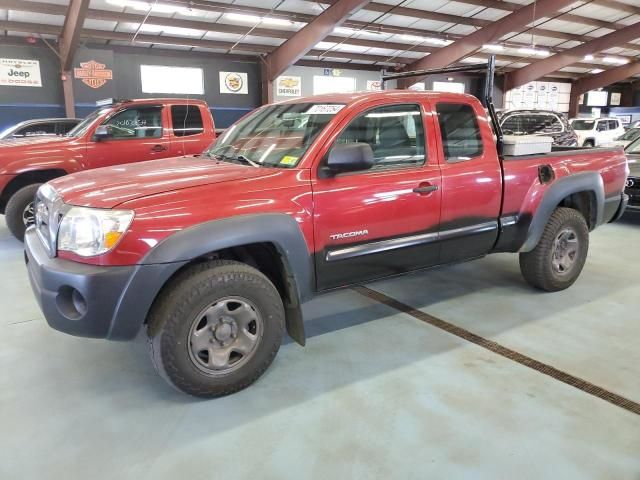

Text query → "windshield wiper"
[208,152,263,168]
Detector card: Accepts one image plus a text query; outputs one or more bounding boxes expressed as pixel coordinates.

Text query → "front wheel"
[4,183,41,241]
[519,207,589,292]
[147,260,285,397]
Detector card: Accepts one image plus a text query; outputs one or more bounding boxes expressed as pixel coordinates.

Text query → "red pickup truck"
[0,98,215,240]
[25,86,628,397]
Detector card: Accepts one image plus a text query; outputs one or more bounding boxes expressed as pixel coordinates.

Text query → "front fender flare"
[520,172,604,252]
[113,214,314,344]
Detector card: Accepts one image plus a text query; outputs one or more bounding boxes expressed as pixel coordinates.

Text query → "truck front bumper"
[25,228,139,339]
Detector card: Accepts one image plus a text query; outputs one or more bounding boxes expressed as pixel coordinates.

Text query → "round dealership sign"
[224,72,243,93]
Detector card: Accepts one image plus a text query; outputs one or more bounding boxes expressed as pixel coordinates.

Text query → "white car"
[570,117,626,147]
[602,127,640,149]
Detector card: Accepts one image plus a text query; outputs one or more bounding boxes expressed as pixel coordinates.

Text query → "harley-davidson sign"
[74,60,113,89]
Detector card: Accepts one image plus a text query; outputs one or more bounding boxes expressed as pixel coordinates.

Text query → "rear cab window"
[435,103,483,162]
[171,105,204,137]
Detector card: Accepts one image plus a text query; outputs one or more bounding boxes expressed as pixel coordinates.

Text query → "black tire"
[584,140,595,148]
[519,207,589,292]
[5,183,41,241]
[147,260,285,398]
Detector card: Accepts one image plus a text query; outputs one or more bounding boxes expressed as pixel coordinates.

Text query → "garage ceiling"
[0,0,639,81]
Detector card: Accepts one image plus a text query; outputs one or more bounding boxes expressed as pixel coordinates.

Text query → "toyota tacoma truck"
[0,98,215,240]
[24,61,629,397]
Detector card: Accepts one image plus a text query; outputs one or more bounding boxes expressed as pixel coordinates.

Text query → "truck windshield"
[205,103,344,168]
[571,120,595,131]
[627,137,640,154]
[66,108,110,137]
[618,128,640,141]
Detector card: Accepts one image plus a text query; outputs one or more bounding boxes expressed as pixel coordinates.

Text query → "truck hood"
[0,135,72,150]
[51,156,282,209]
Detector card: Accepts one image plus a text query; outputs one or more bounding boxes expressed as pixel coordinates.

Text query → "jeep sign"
[0,58,42,87]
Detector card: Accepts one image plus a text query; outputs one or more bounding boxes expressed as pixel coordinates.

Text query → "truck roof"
[274,90,479,106]
[105,98,209,107]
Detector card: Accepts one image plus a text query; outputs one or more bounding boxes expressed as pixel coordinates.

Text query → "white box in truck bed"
[502,135,554,156]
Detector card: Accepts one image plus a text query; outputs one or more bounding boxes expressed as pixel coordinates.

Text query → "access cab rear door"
[431,95,502,264]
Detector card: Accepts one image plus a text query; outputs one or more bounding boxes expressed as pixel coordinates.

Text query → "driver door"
[312,101,442,290]
[85,105,170,169]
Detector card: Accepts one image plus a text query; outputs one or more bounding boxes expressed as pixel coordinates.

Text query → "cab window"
[333,104,426,168]
[597,121,608,132]
[171,105,204,137]
[436,103,483,162]
[103,106,163,139]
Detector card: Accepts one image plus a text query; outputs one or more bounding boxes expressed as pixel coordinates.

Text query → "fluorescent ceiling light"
[427,38,452,45]
[400,35,450,45]
[518,47,550,56]
[602,56,628,64]
[334,26,385,37]
[591,68,604,74]
[584,54,594,61]
[225,12,293,26]
[400,34,425,42]
[483,44,504,51]
[106,0,197,16]
[462,57,485,63]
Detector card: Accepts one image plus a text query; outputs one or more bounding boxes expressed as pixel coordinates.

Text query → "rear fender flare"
[520,172,604,252]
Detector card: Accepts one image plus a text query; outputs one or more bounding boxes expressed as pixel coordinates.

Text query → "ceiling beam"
[58,0,90,71]
[573,61,640,96]
[398,0,578,87]
[505,21,640,90]
[263,0,370,81]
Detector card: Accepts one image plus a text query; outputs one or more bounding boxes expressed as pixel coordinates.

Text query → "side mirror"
[93,125,113,141]
[324,143,374,175]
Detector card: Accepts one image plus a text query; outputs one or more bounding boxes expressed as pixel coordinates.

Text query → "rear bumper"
[609,193,629,222]
[0,174,17,212]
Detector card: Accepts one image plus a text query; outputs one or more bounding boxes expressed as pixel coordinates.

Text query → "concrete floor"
[1,214,639,480]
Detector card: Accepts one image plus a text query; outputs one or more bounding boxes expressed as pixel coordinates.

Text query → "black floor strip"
[353,285,640,416]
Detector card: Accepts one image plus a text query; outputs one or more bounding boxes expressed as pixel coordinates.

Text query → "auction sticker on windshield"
[306,104,345,115]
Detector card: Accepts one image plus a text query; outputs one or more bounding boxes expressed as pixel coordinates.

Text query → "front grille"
[34,185,67,257]
[626,177,640,207]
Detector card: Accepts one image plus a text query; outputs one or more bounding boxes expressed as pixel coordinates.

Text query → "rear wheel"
[147,260,285,397]
[519,207,589,292]
[5,183,41,241]
[583,140,595,148]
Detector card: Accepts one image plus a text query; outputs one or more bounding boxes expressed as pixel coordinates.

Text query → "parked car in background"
[603,127,640,149]
[499,109,578,146]
[570,117,625,147]
[0,98,215,240]
[0,118,81,140]
[625,137,640,213]
[24,91,628,397]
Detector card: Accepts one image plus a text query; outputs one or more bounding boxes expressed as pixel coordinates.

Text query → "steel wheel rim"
[22,201,35,228]
[187,296,263,376]
[551,227,579,275]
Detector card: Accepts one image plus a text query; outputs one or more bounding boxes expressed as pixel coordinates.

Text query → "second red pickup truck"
[0,98,215,240]
[24,64,629,397]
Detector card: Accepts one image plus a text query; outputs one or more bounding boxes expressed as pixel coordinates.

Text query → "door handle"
[413,184,439,194]
[151,144,168,152]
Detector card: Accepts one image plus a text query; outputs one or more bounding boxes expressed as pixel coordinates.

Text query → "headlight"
[58,207,134,257]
